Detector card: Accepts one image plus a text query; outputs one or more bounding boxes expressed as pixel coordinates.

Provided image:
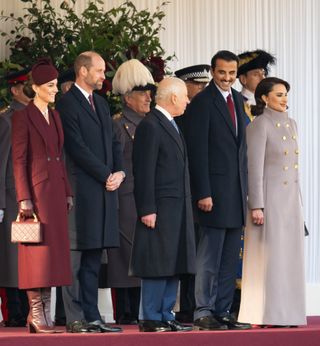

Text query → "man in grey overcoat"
[0,70,31,326]
[130,77,196,333]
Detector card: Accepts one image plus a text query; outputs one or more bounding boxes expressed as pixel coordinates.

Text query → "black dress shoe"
[175,311,194,323]
[139,320,171,332]
[116,318,138,325]
[215,314,251,330]
[66,320,99,333]
[88,320,122,333]
[165,320,192,332]
[193,316,228,331]
[5,317,27,327]
[54,317,66,326]
[261,324,297,328]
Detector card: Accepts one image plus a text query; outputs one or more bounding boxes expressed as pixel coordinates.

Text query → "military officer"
[175,64,210,134]
[0,69,31,327]
[174,64,210,323]
[105,59,156,325]
[237,50,276,123]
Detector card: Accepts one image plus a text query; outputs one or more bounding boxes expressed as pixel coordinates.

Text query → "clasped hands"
[105,171,125,191]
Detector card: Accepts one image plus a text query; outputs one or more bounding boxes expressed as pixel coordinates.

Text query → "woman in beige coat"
[238,77,306,327]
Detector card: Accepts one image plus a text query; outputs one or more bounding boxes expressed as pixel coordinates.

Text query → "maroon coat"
[12,102,72,289]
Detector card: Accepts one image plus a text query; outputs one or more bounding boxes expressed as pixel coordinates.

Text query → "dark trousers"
[55,287,66,321]
[177,223,200,320]
[5,288,28,320]
[194,226,242,320]
[179,274,195,314]
[62,249,102,323]
[139,277,179,321]
[113,287,140,322]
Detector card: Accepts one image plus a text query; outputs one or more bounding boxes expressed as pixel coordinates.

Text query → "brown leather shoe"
[26,289,62,333]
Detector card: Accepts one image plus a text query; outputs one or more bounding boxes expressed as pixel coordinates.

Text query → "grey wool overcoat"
[238,108,306,326]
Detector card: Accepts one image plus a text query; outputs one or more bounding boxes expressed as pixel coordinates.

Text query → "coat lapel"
[50,109,64,153]
[27,102,48,148]
[153,108,185,157]
[70,85,101,126]
[93,94,113,165]
[122,106,144,140]
[209,82,237,140]
[232,90,245,145]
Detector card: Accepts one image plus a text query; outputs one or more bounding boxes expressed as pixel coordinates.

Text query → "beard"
[93,80,103,90]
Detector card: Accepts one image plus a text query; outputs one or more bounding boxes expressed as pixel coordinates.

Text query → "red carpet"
[0,317,320,346]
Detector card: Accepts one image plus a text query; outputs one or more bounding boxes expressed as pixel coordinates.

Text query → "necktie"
[171,118,180,133]
[227,93,236,128]
[88,94,96,112]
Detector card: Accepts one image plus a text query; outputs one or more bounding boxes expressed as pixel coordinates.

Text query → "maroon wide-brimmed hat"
[31,57,58,85]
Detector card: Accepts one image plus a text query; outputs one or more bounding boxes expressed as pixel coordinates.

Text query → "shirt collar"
[75,83,91,102]
[155,104,174,122]
[241,87,256,105]
[214,82,232,101]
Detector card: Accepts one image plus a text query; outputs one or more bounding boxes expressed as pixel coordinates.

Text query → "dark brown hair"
[251,77,290,116]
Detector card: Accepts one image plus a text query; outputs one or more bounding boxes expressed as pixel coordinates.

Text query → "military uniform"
[0,100,29,325]
[0,100,26,287]
[104,106,142,323]
[174,64,210,322]
[240,88,256,124]
[107,106,142,288]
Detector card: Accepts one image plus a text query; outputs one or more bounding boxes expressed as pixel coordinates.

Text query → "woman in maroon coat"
[11,58,72,333]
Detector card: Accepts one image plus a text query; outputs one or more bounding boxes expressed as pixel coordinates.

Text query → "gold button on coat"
[282,136,287,140]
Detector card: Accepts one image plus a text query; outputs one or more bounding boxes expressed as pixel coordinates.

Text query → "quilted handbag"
[11,213,43,244]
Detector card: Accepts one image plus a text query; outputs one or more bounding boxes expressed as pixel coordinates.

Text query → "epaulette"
[112,112,123,120]
[244,102,255,122]
[0,105,10,115]
[123,122,136,140]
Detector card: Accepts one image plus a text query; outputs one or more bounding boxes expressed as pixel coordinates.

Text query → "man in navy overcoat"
[183,50,250,331]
